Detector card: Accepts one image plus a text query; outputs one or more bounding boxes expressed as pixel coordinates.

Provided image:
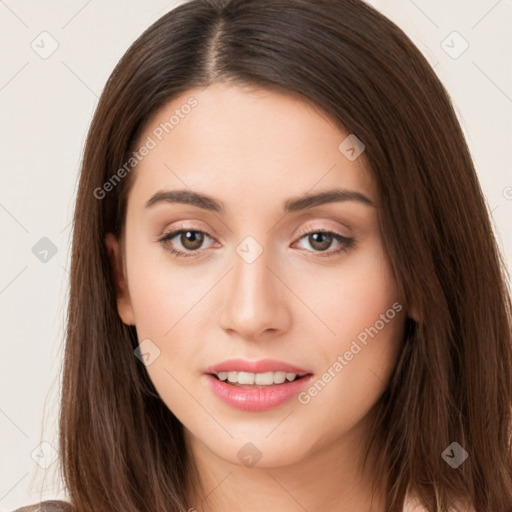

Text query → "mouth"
[204,358,313,410]
[205,367,314,411]
[210,370,310,388]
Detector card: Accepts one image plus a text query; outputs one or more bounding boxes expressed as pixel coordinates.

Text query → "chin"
[192,424,317,469]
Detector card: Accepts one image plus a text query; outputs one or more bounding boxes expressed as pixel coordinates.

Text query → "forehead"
[128,83,375,211]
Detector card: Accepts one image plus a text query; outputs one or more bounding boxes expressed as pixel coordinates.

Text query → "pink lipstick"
[204,358,313,411]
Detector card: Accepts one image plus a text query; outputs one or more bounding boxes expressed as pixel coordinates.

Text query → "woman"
[14,0,512,511]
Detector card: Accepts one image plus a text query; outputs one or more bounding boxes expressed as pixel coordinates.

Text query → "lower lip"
[205,374,313,411]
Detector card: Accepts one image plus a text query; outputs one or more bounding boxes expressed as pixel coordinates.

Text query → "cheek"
[125,234,207,335]
[124,254,210,416]
[123,241,232,406]
[298,242,402,344]
[294,245,405,414]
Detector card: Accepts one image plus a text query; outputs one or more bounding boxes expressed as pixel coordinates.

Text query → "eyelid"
[294,220,352,240]
[159,220,216,237]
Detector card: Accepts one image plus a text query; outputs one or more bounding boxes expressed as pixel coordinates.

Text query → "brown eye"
[293,229,355,257]
[307,232,334,251]
[159,229,214,258]
[179,231,204,251]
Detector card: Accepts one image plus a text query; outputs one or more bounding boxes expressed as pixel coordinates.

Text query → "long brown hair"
[59,0,512,510]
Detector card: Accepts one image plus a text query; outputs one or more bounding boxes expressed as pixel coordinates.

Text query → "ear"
[407,304,421,323]
[105,232,135,326]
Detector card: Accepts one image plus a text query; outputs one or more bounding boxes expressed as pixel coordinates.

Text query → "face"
[106,83,406,469]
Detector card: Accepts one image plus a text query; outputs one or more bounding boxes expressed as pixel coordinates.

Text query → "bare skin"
[106,83,407,511]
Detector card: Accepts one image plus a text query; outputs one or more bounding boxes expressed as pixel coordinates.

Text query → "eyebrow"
[144,188,375,213]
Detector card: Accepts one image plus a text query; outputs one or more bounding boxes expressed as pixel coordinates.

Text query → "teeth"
[238,371,255,385]
[216,371,300,385]
[271,371,286,384]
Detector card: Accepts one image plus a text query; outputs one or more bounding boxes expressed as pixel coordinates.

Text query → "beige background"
[1,0,511,509]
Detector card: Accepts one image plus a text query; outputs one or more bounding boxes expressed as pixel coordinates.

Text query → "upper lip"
[205,358,311,376]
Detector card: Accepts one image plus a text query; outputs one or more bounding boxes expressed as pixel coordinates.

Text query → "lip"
[206,374,313,411]
[204,358,310,376]
[204,358,313,412]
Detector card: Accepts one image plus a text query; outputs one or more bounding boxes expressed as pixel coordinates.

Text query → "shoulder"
[404,492,475,512]
[12,501,74,512]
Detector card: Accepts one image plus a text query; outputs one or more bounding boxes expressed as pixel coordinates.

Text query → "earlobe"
[105,232,136,326]
[407,305,421,323]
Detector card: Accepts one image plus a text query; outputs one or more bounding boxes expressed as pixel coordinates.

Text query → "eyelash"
[158,226,355,259]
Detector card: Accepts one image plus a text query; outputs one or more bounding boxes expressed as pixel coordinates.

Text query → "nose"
[218,244,292,341]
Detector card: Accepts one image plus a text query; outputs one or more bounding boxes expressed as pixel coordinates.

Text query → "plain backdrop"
[1,0,511,509]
